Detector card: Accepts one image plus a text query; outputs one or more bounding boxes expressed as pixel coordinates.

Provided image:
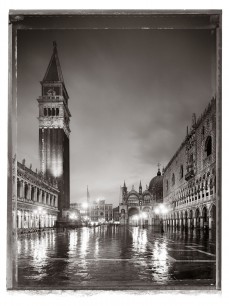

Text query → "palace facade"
[162,98,216,230]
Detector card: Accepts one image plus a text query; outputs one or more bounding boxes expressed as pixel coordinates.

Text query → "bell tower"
[37,41,71,216]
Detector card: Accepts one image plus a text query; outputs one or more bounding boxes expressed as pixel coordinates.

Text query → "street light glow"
[82,202,88,209]
[70,213,77,220]
[141,212,147,219]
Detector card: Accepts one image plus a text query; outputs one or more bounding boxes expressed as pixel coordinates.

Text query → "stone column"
[209,216,213,229]
[193,217,197,228]
[188,218,191,228]
[200,217,204,229]
[21,211,25,229]
[20,181,24,198]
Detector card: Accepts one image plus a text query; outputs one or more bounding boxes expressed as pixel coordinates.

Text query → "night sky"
[17,29,216,206]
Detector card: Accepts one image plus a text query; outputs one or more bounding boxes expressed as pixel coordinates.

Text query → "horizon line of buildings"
[12,42,217,232]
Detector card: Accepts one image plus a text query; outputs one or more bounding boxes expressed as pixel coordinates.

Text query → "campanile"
[37,41,71,216]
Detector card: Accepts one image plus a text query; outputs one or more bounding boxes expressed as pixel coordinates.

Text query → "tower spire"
[87,185,90,204]
[43,41,65,83]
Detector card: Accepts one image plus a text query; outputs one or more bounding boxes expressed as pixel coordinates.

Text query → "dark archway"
[205,136,212,156]
[128,207,139,225]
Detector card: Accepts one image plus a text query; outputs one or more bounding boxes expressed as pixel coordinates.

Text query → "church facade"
[119,168,163,225]
[162,98,216,230]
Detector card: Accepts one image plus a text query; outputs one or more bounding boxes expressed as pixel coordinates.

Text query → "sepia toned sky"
[17,29,216,206]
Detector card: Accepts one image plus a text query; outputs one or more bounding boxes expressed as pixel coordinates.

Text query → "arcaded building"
[14,157,59,232]
[162,98,216,229]
[119,168,163,225]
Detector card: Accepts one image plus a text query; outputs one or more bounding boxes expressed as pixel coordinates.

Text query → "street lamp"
[133,215,139,226]
[140,212,147,227]
[154,204,168,233]
[34,207,47,230]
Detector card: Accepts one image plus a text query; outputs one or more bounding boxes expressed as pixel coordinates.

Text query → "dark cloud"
[17,29,216,206]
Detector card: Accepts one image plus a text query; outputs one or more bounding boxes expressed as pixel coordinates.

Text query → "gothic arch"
[205,136,212,156]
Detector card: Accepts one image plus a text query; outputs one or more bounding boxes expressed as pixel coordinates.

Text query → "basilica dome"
[148,169,163,203]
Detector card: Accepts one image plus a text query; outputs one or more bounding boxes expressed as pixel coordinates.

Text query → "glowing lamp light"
[141,212,147,219]
[161,207,168,214]
[70,214,77,220]
[133,215,139,221]
[82,202,88,209]
[154,208,160,214]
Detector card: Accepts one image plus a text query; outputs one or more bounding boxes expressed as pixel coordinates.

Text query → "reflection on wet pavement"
[16,226,216,289]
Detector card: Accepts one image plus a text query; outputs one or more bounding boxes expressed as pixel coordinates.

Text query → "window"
[44,108,47,116]
[52,108,55,116]
[56,108,59,116]
[205,136,212,156]
[48,108,52,116]
[172,173,175,186]
[180,165,183,179]
[166,180,168,191]
[202,125,205,136]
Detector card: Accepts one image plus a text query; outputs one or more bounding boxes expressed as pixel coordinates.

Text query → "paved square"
[16,226,216,289]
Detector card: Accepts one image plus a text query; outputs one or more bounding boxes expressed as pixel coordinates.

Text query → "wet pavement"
[16,225,216,289]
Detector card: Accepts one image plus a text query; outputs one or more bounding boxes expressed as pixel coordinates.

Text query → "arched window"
[44,108,47,116]
[180,165,183,179]
[202,125,205,136]
[52,108,55,116]
[172,173,175,186]
[48,108,52,116]
[205,136,212,156]
[56,108,59,116]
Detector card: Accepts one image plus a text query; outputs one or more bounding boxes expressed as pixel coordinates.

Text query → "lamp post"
[34,207,47,230]
[133,215,139,226]
[140,212,147,227]
[154,204,168,234]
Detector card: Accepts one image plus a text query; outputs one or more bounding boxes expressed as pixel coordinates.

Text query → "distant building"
[113,206,120,222]
[119,168,163,225]
[162,98,216,229]
[90,200,113,223]
[70,199,113,223]
[14,158,59,232]
[62,208,81,226]
[70,202,90,221]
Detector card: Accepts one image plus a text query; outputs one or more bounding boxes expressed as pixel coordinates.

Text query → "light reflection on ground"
[16,225,216,289]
